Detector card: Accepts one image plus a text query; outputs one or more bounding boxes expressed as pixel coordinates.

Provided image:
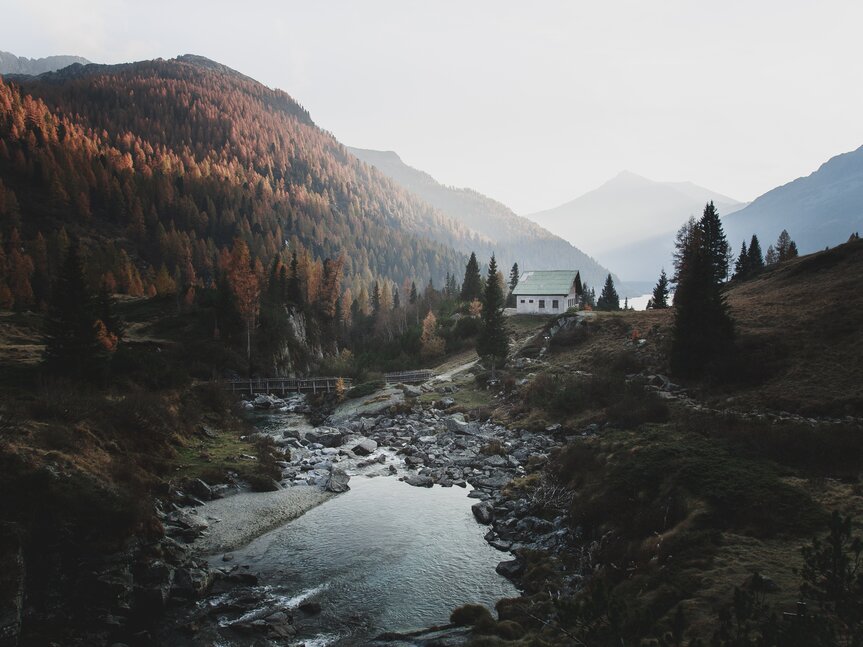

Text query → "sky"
[3,0,863,214]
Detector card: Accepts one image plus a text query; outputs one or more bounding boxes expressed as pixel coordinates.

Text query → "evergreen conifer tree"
[287,251,303,305]
[747,235,765,273]
[477,254,509,364]
[733,241,749,280]
[506,262,519,307]
[42,242,106,379]
[699,201,731,284]
[371,282,381,315]
[651,269,669,308]
[670,222,734,377]
[460,252,483,302]
[596,274,620,311]
[409,281,418,305]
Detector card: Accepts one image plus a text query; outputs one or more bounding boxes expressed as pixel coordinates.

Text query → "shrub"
[346,380,385,399]
[451,604,494,626]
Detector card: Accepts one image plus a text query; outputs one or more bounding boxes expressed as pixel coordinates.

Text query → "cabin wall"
[515,294,568,315]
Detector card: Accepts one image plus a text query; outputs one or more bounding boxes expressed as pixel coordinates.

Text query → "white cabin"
[512,270,581,315]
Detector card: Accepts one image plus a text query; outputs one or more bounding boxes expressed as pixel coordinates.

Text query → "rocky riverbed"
[143,386,587,646]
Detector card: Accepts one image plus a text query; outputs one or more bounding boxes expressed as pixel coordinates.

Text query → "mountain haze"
[527,171,744,280]
[723,144,863,254]
[0,50,91,75]
[348,147,618,293]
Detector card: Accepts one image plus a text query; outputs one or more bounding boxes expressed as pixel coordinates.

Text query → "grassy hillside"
[470,239,863,644]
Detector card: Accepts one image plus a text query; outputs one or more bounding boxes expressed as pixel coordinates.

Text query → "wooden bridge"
[224,376,353,396]
[384,370,434,384]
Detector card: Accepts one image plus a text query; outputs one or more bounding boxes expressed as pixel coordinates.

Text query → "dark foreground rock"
[0,523,24,647]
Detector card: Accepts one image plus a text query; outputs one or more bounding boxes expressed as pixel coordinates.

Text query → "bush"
[346,380,385,399]
[451,604,494,626]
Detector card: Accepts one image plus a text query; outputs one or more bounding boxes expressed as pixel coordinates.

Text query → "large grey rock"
[352,439,378,456]
[326,468,351,493]
[402,385,423,398]
[444,415,480,435]
[404,475,434,488]
[305,428,344,448]
[471,501,494,524]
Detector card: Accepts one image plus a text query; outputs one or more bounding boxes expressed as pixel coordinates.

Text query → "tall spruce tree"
[670,221,734,377]
[699,201,731,284]
[460,252,483,302]
[477,254,509,364]
[747,235,765,273]
[733,241,749,280]
[286,251,303,306]
[651,269,669,309]
[42,242,106,379]
[596,273,620,311]
[409,281,418,305]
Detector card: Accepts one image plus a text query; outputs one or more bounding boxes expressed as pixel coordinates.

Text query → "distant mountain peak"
[0,50,91,76]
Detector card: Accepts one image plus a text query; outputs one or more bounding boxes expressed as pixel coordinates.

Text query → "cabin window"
[539,299,545,309]
[520,299,525,304]
[529,299,534,303]
[552,299,559,309]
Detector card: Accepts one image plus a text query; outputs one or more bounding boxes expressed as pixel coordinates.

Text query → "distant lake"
[625,291,674,310]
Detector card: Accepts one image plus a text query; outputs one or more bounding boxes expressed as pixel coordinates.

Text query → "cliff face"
[269,309,329,377]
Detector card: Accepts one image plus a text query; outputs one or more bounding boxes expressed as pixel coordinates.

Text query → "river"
[198,412,519,646]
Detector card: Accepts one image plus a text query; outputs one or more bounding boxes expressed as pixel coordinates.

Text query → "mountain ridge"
[0,50,91,76]
[348,146,620,293]
[722,144,863,254]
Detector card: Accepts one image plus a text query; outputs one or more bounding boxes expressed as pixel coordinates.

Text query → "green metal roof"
[512,270,579,296]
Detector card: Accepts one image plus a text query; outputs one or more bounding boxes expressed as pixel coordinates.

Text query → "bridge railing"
[384,370,434,384]
[223,376,353,396]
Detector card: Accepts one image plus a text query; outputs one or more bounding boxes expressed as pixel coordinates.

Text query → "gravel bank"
[193,486,334,555]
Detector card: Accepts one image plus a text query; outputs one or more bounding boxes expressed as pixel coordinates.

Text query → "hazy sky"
[3,0,862,213]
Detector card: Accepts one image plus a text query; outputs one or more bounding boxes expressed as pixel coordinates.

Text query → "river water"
[206,415,518,646]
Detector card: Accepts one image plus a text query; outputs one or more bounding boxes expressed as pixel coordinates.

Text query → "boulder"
[185,478,213,501]
[404,475,434,488]
[326,468,351,493]
[401,385,423,398]
[471,501,494,525]
[172,566,214,598]
[496,559,524,580]
[352,439,378,456]
[298,600,322,615]
[305,428,344,448]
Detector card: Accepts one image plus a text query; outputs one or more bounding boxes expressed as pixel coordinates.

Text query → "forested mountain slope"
[0,55,489,308]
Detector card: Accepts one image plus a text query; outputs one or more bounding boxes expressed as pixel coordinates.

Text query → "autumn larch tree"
[227,239,261,372]
[596,274,620,311]
[461,252,483,302]
[477,254,509,366]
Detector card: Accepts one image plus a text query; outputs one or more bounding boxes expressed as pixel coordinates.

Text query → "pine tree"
[476,254,509,364]
[747,235,765,273]
[670,223,734,377]
[506,262,519,307]
[651,269,669,309]
[460,252,483,302]
[596,274,620,311]
[42,242,106,380]
[699,201,731,284]
[287,251,303,306]
[371,282,381,315]
[733,241,749,280]
[776,230,793,261]
[409,281,418,305]
[765,245,777,265]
